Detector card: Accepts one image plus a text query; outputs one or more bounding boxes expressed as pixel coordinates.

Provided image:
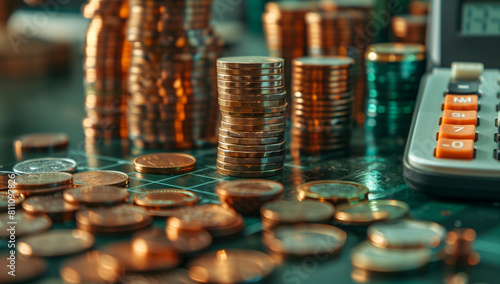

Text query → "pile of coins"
[364,43,426,136]
[126,0,222,149]
[392,15,428,44]
[262,1,318,102]
[82,0,129,140]
[297,180,369,205]
[305,10,369,124]
[216,56,287,177]
[291,56,354,157]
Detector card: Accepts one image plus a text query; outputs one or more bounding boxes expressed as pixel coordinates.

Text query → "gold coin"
[133,153,196,174]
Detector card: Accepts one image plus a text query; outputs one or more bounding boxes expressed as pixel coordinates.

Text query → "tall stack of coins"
[291,56,354,157]
[82,0,129,140]
[262,1,318,104]
[392,15,427,44]
[364,43,426,136]
[305,11,369,124]
[126,0,222,150]
[216,56,286,178]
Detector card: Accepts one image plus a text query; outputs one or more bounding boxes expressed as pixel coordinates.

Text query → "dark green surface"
[0,46,500,284]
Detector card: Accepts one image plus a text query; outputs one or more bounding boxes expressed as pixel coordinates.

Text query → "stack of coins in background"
[290,56,354,157]
[216,56,286,178]
[306,10,370,125]
[262,1,318,105]
[392,15,427,44]
[364,43,426,136]
[82,0,129,140]
[126,0,222,150]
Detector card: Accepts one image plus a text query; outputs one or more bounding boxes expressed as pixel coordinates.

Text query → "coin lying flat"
[15,172,73,189]
[76,204,152,234]
[133,189,198,210]
[73,171,129,187]
[0,212,52,238]
[261,200,335,230]
[121,269,197,284]
[133,153,196,174]
[297,180,369,205]
[60,251,122,284]
[63,185,129,206]
[18,229,94,257]
[13,158,77,174]
[104,242,180,272]
[0,191,24,211]
[13,132,68,152]
[188,249,275,283]
[217,56,284,69]
[0,254,46,283]
[334,199,409,225]
[22,195,79,222]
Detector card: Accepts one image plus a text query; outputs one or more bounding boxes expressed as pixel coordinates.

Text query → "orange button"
[442,110,477,125]
[435,138,474,159]
[444,95,478,110]
[438,124,476,140]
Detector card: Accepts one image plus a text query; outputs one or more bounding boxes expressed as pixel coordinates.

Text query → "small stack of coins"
[444,228,481,266]
[82,0,129,140]
[216,56,287,178]
[305,11,369,124]
[392,15,428,44]
[364,43,426,136]
[262,1,318,104]
[126,0,222,150]
[290,56,354,157]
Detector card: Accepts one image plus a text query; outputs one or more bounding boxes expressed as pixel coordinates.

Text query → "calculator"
[403,62,500,200]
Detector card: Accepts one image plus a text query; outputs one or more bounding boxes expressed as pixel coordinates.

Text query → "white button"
[451,62,484,81]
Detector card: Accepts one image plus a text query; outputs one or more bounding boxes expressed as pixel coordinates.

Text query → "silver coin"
[13,158,77,174]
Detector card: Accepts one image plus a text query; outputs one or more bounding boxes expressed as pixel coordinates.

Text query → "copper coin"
[0,191,24,211]
[0,173,12,191]
[73,171,129,187]
[63,185,129,206]
[0,254,46,283]
[121,269,197,284]
[133,153,196,174]
[216,167,284,178]
[216,160,283,171]
[13,132,68,152]
[133,189,198,209]
[133,227,212,256]
[219,116,286,125]
[218,141,286,152]
[22,195,79,221]
[0,211,52,238]
[261,200,334,228]
[18,229,94,257]
[188,249,275,283]
[334,199,409,225]
[15,172,73,189]
[104,242,180,272]
[60,251,122,284]
[76,204,152,233]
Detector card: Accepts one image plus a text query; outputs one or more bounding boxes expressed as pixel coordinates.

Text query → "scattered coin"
[13,157,77,174]
[133,189,198,212]
[73,170,129,187]
[0,191,24,211]
[13,132,68,152]
[60,251,122,284]
[63,185,129,206]
[0,254,46,283]
[0,212,52,238]
[76,204,152,234]
[15,172,73,190]
[216,179,284,215]
[297,180,369,205]
[261,200,335,230]
[188,249,275,283]
[22,195,80,222]
[133,153,196,174]
[335,199,409,225]
[121,269,197,284]
[18,229,94,257]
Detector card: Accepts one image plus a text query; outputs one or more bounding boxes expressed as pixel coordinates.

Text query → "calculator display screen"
[462,2,500,34]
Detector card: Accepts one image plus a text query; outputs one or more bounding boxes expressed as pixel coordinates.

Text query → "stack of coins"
[82,0,129,140]
[305,11,369,124]
[409,0,430,15]
[444,228,481,266]
[392,15,427,44]
[126,0,222,150]
[262,1,318,103]
[216,56,287,178]
[364,43,426,136]
[290,56,354,157]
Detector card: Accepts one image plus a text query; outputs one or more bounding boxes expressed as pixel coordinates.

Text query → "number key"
[435,138,475,159]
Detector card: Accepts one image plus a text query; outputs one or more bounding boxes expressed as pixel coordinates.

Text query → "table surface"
[1,42,500,284]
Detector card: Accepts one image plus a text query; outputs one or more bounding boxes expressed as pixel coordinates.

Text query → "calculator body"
[403,67,500,200]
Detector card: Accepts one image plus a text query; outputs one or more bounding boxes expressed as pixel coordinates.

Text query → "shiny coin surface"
[297,180,369,205]
[216,167,284,178]
[76,204,152,234]
[133,189,198,209]
[368,219,446,249]
[293,56,354,69]
[335,199,409,225]
[0,191,24,211]
[104,242,180,272]
[73,170,129,187]
[263,224,347,256]
[15,172,73,189]
[261,200,334,229]
[60,251,122,284]
[63,185,129,206]
[217,56,284,69]
[188,249,275,283]
[133,153,196,174]
[0,254,46,283]
[13,158,77,174]
[133,227,212,256]
[13,132,68,152]
[351,241,431,272]
[22,195,79,221]
[0,212,52,238]
[18,229,95,257]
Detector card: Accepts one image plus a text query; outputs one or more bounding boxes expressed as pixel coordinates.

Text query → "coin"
[261,200,334,230]
[15,172,73,189]
[444,228,481,266]
[63,185,129,206]
[121,269,197,284]
[217,56,284,69]
[217,154,284,165]
[297,180,369,205]
[73,170,129,187]
[133,227,212,256]
[0,191,24,211]
[0,173,10,191]
[217,73,284,81]
[133,189,198,209]
[218,134,285,145]
[0,212,52,238]
[220,121,286,132]
[13,132,68,152]
[334,199,410,225]
[188,249,275,283]
[22,195,79,221]
[263,224,347,256]
[218,99,286,108]
[351,241,431,272]
[18,229,95,257]
[217,147,285,158]
[133,153,196,174]
[0,254,46,283]
[13,158,77,174]
[216,179,284,215]
[104,242,180,272]
[216,167,284,178]
[60,251,122,284]
[76,204,152,234]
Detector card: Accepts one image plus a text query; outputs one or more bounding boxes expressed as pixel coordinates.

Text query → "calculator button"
[435,138,474,159]
[451,62,484,81]
[438,124,476,140]
[447,82,479,95]
[444,95,478,111]
[442,110,477,125]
